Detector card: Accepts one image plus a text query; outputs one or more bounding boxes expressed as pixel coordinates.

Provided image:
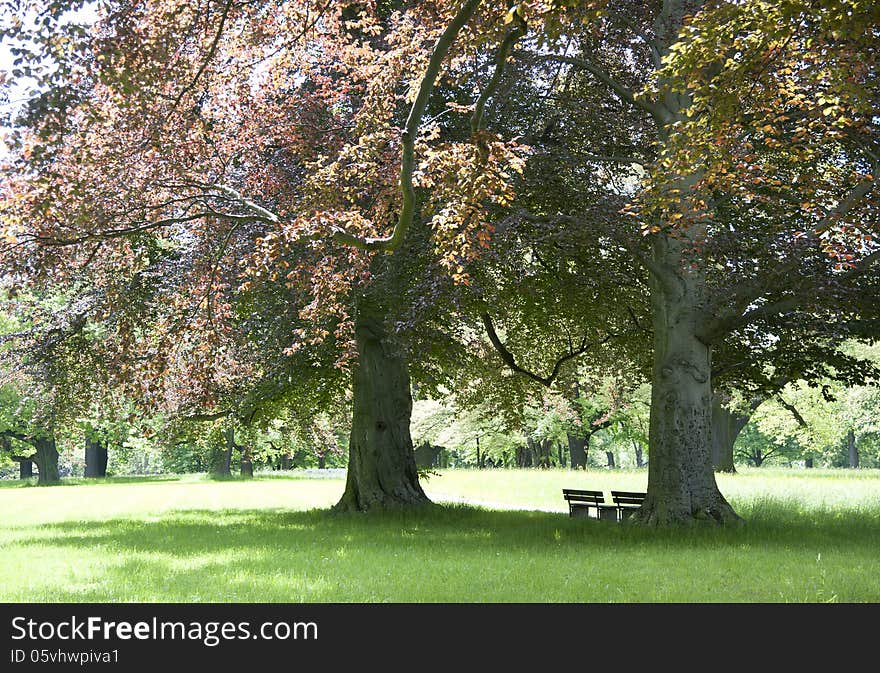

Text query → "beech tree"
[3,1,878,524]
[1,1,603,508]
[467,0,879,522]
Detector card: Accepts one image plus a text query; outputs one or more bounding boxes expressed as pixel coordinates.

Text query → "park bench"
[611,491,647,520]
[563,489,648,522]
[562,489,618,521]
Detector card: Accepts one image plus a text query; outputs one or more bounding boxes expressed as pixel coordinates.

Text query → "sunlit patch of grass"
[0,469,878,602]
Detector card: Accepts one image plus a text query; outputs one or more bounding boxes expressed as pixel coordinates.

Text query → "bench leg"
[598,506,618,522]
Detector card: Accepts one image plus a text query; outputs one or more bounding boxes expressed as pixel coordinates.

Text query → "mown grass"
[0,468,878,602]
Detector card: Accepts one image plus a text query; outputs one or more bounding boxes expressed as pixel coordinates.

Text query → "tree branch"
[178,409,231,423]
[168,0,235,115]
[471,9,527,135]
[814,162,879,235]
[0,428,32,444]
[776,395,807,427]
[481,312,612,387]
[30,210,274,247]
[518,51,664,120]
[204,184,281,223]
[332,0,484,252]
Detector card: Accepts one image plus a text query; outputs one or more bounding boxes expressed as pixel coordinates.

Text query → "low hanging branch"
[776,395,808,427]
[480,312,613,387]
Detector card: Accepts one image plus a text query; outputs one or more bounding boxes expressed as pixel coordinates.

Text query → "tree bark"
[84,438,109,478]
[605,451,615,468]
[567,432,587,469]
[634,0,740,525]
[805,457,814,468]
[240,444,254,477]
[32,437,60,485]
[710,396,750,473]
[212,428,234,476]
[334,300,430,512]
[633,441,645,468]
[19,459,33,479]
[636,235,740,525]
[527,438,552,468]
[847,429,859,468]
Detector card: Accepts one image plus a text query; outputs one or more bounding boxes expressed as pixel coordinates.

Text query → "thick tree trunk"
[805,457,814,468]
[317,452,326,469]
[711,396,749,473]
[605,451,615,469]
[84,438,109,478]
[213,429,234,476]
[32,437,60,485]
[633,441,646,468]
[567,433,587,469]
[527,438,552,468]
[334,301,429,512]
[636,237,739,525]
[847,429,859,468]
[19,459,33,479]
[240,445,254,477]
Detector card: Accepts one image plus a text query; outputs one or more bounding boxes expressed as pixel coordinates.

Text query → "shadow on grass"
[5,499,880,601]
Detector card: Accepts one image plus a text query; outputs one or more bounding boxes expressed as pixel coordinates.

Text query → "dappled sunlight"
[0,496,878,601]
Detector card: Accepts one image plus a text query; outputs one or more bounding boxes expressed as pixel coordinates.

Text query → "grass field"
[0,468,878,602]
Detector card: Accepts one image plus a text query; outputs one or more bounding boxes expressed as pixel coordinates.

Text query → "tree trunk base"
[332,487,433,514]
[631,495,743,526]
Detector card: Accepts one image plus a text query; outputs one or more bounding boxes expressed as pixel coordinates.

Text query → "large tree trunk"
[212,428,234,476]
[19,459,33,479]
[515,445,532,467]
[605,451,615,469]
[334,301,429,512]
[240,445,254,477]
[634,0,739,525]
[633,441,646,468]
[527,438,552,469]
[567,433,587,469]
[710,396,750,473]
[847,429,859,468]
[84,438,109,478]
[636,237,739,525]
[32,437,60,485]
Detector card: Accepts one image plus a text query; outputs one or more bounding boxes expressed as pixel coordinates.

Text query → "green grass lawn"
[0,468,878,602]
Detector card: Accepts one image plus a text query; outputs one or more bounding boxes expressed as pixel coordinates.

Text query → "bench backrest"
[562,489,605,504]
[611,490,646,507]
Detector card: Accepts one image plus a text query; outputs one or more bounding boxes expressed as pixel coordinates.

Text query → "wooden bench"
[611,491,647,520]
[562,489,605,518]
